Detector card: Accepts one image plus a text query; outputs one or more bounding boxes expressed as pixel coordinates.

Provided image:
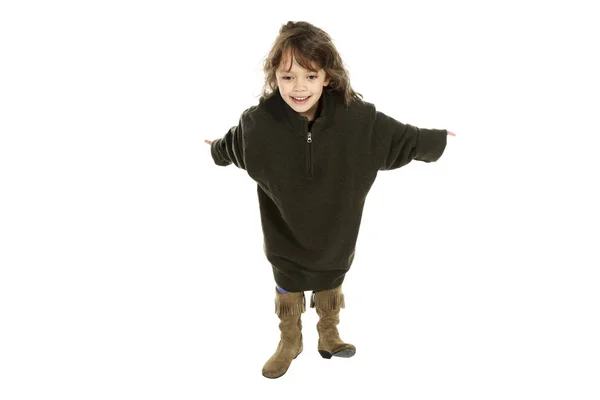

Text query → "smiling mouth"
[292,96,311,103]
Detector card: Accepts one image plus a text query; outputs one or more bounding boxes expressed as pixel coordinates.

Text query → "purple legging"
[276,286,289,294]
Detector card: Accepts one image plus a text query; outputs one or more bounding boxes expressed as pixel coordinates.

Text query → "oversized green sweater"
[210,87,447,292]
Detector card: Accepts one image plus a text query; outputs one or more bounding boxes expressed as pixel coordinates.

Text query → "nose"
[293,77,308,91]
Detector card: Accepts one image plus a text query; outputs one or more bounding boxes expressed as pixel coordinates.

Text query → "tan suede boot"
[311,285,356,359]
[262,289,305,379]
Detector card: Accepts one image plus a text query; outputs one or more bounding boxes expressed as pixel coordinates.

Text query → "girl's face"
[275,52,330,122]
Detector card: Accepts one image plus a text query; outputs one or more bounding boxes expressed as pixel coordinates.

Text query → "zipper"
[306,131,313,177]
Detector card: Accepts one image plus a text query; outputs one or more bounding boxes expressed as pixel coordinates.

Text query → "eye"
[281,75,318,81]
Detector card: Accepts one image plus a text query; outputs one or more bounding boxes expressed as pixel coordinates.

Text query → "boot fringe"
[310,288,345,310]
[275,292,306,316]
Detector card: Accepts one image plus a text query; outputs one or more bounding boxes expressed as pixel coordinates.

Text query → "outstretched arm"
[375,110,452,170]
[205,111,253,169]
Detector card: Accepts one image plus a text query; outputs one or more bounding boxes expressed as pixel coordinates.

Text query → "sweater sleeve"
[210,109,254,170]
[374,110,448,171]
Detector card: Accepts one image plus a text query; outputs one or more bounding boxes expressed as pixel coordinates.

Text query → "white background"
[1,0,599,399]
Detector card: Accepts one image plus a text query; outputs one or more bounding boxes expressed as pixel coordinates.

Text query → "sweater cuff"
[210,139,232,166]
[415,129,447,162]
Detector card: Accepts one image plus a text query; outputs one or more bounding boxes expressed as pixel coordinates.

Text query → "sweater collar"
[261,87,340,135]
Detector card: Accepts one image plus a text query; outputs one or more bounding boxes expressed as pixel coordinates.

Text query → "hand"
[204,140,213,145]
[448,131,456,136]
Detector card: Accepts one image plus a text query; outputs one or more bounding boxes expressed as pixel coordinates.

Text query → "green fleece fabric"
[210,87,447,292]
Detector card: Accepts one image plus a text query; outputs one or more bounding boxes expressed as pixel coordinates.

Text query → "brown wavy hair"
[261,21,363,107]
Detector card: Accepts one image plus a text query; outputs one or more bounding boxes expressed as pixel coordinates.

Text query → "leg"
[311,285,356,359]
[262,288,305,378]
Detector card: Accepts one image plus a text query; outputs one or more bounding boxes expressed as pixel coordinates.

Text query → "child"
[205,21,455,379]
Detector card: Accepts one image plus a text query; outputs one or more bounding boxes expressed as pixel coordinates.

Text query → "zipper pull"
[307,132,312,143]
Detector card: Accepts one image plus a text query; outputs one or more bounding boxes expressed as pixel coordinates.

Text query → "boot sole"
[319,348,356,359]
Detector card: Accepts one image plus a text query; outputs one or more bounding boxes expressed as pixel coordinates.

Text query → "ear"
[323,77,331,87]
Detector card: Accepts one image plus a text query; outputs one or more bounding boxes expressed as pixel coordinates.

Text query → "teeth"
[293,96,308,100]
